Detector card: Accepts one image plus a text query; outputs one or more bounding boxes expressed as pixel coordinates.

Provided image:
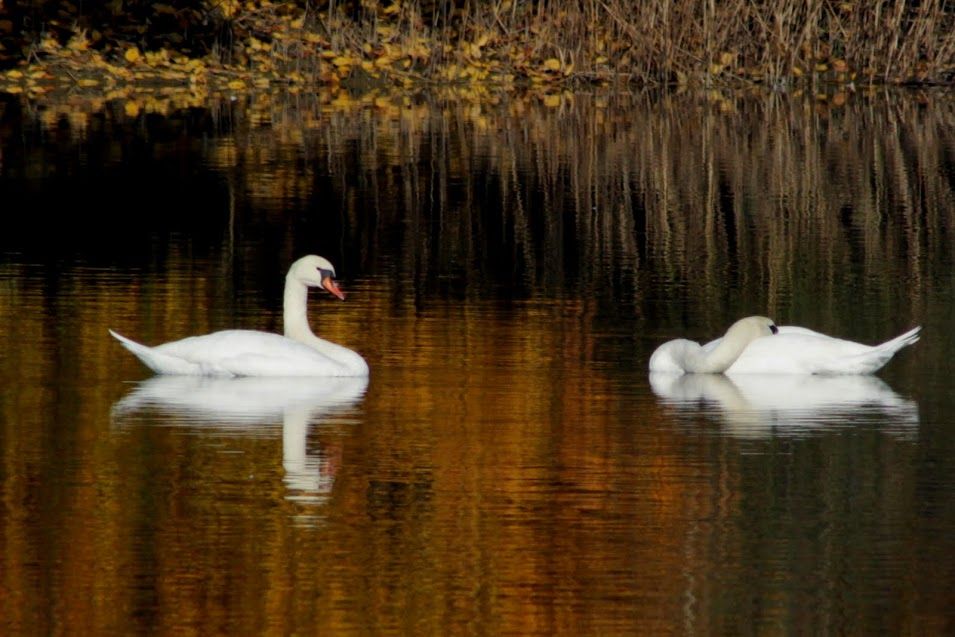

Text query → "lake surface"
[1,88,953,635]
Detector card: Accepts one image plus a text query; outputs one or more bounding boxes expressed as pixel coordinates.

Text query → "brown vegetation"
[0,0,953,96]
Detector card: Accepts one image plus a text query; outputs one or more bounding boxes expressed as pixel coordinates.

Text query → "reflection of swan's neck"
[283,406,335,497]
[685,337,748,373]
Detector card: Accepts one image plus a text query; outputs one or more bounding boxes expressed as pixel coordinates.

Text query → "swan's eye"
[770,324,779,334]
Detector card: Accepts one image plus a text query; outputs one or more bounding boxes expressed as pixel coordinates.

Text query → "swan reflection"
[649,373,918,439]
[112,375,368,506]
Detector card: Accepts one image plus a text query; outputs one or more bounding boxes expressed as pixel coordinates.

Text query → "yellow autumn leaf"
[543,94,561,108]
[227,79,246,89]
[719,51,735,66]
[39,36,59,52]
[124,47,141,63]
[78,78,99,87]
[543,58,561,72]
[124,101,141,117]
[331,56,352,67]
[67,33,90,51]
[6,70,23,79]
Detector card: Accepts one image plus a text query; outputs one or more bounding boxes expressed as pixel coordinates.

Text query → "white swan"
[110,255,369,377]
[650,317,921,375]
[649,316,779,374]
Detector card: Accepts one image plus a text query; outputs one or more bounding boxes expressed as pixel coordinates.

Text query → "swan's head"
[288,255,346,300]
[725,316,778,343]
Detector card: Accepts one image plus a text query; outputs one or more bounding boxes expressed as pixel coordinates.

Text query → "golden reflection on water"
[0,265,729,634]
[1,89,952,634]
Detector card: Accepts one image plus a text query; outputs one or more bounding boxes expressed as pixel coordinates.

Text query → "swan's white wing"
[159,330,353,377]
[726,325,919,375]
[731,331,866,374]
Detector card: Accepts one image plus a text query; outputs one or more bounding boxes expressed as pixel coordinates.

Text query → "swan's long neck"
[283,278,368,374]
[283,278,314,342]
[683,337,748,374]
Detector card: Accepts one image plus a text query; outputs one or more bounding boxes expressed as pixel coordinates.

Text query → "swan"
[650,317,921,375]
[649,316,779,374]
[110,255,369,377]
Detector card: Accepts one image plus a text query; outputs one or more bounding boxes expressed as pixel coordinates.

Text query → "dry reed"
[305,0,955,86]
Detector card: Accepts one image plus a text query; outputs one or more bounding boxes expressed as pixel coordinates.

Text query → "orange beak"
[322,276,346,300]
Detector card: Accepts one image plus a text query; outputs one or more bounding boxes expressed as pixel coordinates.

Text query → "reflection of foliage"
[3,88,950,343]
[0,0,953,95]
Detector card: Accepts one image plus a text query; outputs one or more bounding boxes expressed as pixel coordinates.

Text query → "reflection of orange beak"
[322,276,346,300]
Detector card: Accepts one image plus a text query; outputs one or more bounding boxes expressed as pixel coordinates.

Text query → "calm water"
[1,89,954,635]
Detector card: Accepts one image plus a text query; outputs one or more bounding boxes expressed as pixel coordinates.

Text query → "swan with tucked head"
[650,316,921,375]
[649,316,778,374]
[110,255,368,377]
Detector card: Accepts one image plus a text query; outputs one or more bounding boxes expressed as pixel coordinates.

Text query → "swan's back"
[111,329,366,377]
[725,325,920,375]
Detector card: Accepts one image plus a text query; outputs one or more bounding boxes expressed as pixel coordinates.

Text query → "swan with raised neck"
[649,316,778,374]
[110,255,368,377]
[281,255,368,374]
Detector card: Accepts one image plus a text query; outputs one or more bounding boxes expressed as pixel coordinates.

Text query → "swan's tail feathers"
[878,326,922,355]
[109,329,196,375]
[849,325,922,374]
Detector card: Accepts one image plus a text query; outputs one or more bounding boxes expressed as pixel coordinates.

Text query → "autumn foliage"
[0,0,953,96]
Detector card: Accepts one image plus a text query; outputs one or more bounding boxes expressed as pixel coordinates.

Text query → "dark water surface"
[1,90,953,634]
